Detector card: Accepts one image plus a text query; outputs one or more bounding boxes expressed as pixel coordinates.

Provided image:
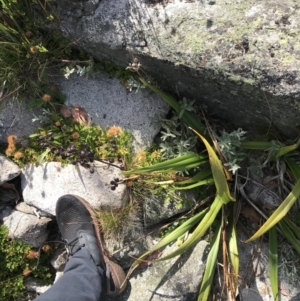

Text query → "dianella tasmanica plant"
[123,79,300,301]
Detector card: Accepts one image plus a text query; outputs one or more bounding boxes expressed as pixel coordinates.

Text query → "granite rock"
[143,191,196,227]
[59,74,170,152]
[0,153,21,184]
[0,207,51,248]
[57,0,300,138]
[51,248,67,271]
[25,277,51,295]
[107,240,208,301]
[21,161,128,216]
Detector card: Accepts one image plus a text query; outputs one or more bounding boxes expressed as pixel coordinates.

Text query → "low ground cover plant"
[123,79,300,301]
[0,225,52,301]
[4,105,132,169]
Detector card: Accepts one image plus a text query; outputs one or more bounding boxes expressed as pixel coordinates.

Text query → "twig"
[60,59,93,64]
[237,183,269,221]
[0,85,22,102]
[237,174,279,199]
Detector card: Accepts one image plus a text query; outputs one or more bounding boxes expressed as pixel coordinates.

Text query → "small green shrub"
[5,109,132,168]
[0,225,52,301]
[123,78,300,301]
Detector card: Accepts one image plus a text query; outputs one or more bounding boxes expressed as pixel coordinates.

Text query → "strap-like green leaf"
[190,129,235,203]
[285,157,300,180]
[139,78,209,140]
[156,196,223,261]
[275,144,298,157]
[228,220,239,293]
[174,178,214,190]
[279,220,300,255]
[175,167,212,185]
[241,141,297,158]
[122,153,207,175]
[129,208,208,271]
[269,227,278,301]
[246,179,300,242]
[282,217,300,241]
[197,220,222,301]
[240,141,272,149]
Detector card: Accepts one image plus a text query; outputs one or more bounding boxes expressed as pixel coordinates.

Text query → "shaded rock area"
[143,191,195,227]
[243,171,282,208]
[237,232,300,301]
[57,0,300,137]
[105,218,149,269]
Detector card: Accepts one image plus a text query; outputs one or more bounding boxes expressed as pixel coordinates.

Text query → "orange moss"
[23,267,32,277]
[5,135,17,156]
[7,135,17,145]
[42,94,51,102]
[29,46,36,53]
[71,132,80,140]
[136,151,146,163]
[14,151,23,160]
[106,126,123,137]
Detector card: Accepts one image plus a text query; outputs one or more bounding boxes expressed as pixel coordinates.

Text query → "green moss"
[243,78,256,85]
[6,112,132,167]
[229,75,241,82]
[281,53,297,67]
[156,0,300,77]
[0,225,52,300]
[280,38,289,46]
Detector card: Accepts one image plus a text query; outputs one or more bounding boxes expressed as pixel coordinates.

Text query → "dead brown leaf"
[262,203,277,210]
[26,250,40,260]
[279,283,290,296]
[71,106,89,125]
[23,268,32,277]
[241,205,261,224]
[60,106,72,118]
[42,244,53,254]
[136,250,162,269]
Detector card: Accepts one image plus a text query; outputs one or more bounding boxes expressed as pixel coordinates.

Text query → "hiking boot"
[56,194,127,296]
[56,194,105,268]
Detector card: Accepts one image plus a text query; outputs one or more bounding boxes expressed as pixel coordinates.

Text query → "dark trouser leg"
[34,248,106,301]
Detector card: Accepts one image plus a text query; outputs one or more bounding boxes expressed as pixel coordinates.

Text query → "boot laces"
[63,235,85,256]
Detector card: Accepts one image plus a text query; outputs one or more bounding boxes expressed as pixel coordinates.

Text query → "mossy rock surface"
[57,0,300,137]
